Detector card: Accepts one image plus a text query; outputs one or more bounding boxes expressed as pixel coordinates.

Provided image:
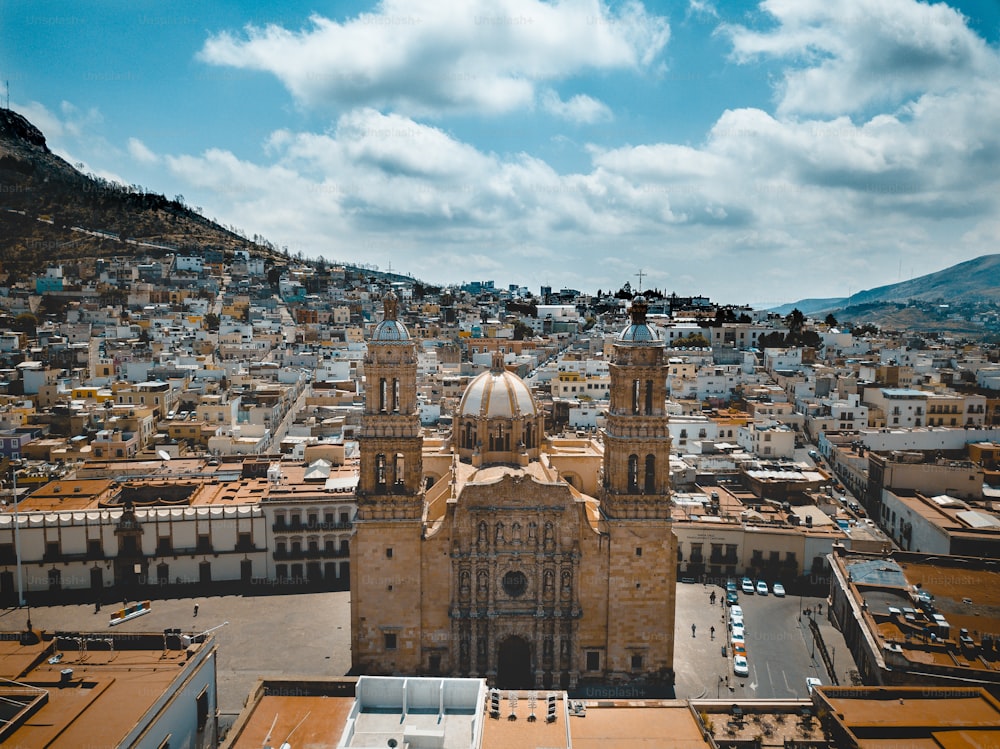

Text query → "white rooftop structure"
[337,676,487,749]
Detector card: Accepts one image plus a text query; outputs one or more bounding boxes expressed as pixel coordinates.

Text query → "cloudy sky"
[4,0,1000,307]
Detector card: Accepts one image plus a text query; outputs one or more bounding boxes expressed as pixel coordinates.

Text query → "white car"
[730,614,744,629]
[806,677,822,694]
[741,578,755,594]
[730,605,743,619]
[756,580,769,596]
[734,654,749,677]
[731,623,746,640]
[772,582,786,597]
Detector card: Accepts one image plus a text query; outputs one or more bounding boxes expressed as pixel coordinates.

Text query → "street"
[673,580,850,700]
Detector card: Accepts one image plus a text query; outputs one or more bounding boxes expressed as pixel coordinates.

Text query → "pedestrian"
[691,623,696,637]
[94,600,101,614]
[710,625,715,639]
[193,603,199,617]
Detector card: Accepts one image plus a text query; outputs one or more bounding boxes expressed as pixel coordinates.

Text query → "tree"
[670,333,710,348]
[825,313,838,327]
[512,321,534,340]
[12,313,37,337]
[784,308,806,338]
[204,313,220,332]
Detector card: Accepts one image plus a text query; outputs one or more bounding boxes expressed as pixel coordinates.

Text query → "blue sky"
[4,0,1000,306]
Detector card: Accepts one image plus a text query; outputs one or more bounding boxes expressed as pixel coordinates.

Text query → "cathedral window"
[631,379,640,414]
[392,378,400,412]
[586,650,601,671]
[375,454,387,488]
[384,632,397,650]
[645,380,653,414]
[631,654,643,670]
[628,454,639,492]
[502,570,528,597]
[394,453,405,485]
[644,454,656,494]
[386,548,393,559]
[379,378,388,412]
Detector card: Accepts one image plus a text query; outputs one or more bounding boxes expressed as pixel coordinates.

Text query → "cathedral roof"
[370,290,410,342]
[617,295,661,344]
[458,352,537,419]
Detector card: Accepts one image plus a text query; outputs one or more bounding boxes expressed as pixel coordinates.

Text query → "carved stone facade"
[351,295,676,689]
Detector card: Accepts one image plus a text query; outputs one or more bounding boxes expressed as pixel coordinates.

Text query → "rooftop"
[0,629,216,748]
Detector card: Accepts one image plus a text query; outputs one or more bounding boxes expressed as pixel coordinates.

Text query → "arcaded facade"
[351,294,676,689]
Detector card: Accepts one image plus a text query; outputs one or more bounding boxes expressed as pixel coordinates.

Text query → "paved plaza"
[1,589,353,719]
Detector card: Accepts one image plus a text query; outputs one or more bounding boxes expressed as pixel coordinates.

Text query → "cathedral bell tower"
[599,294,676,684]
[356,291,423,514]
[351,290,425,675]
[602,295,673,518]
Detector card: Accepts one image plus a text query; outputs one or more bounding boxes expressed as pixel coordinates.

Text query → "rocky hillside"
[0,108,280,281]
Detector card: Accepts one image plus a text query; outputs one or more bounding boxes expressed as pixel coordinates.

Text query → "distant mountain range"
[770,254,1000,317]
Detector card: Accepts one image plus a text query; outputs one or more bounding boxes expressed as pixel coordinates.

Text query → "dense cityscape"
[1,249,999,747]
[4,0,1000,745]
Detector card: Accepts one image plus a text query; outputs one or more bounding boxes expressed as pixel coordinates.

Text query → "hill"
[0,107,285,281]
[774,254,1000,318]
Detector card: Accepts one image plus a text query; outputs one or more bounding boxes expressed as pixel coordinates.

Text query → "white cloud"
[198,0,669,117]
[128,138,160,165]
[722,0,999,117]
[540,89,613,123]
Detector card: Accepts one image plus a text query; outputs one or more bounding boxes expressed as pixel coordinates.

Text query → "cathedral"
[350,292,677,689]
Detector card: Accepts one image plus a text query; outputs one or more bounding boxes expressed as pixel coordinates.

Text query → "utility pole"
[5,460,26,607]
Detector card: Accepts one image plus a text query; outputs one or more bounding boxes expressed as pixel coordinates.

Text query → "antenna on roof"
[157,450,171,461]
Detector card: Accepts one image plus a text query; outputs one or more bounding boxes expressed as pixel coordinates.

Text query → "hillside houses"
[3,253,1000,602]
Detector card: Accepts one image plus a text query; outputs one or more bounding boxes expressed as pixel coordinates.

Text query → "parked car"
[734,655,749,677]
[732,639,747,657]
[732,623,746,640]
[806,677,822,694]
[730,614,744,628]
[772,582,786,597]
[730,605,743,619]
[741,577,755,594]
[726,591,739,606]
[756,580,769,596]
[726,580,738,594]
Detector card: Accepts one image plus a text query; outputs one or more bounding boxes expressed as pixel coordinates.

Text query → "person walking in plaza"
[193,603,199,617]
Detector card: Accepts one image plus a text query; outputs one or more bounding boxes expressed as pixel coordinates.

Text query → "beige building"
[351,295,677,689]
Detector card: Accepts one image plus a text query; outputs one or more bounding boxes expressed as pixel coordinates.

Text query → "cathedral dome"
[371,290,410,342]
[371,319,410,342]
[459,355,537,419]
[617,295,660,343]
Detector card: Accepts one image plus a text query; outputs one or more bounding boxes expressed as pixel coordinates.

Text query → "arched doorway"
[497,636,533,689]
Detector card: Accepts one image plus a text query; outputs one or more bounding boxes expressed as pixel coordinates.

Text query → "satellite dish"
[157,450,172,461]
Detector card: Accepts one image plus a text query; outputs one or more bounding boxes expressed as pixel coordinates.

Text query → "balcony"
[272,521,352,534]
